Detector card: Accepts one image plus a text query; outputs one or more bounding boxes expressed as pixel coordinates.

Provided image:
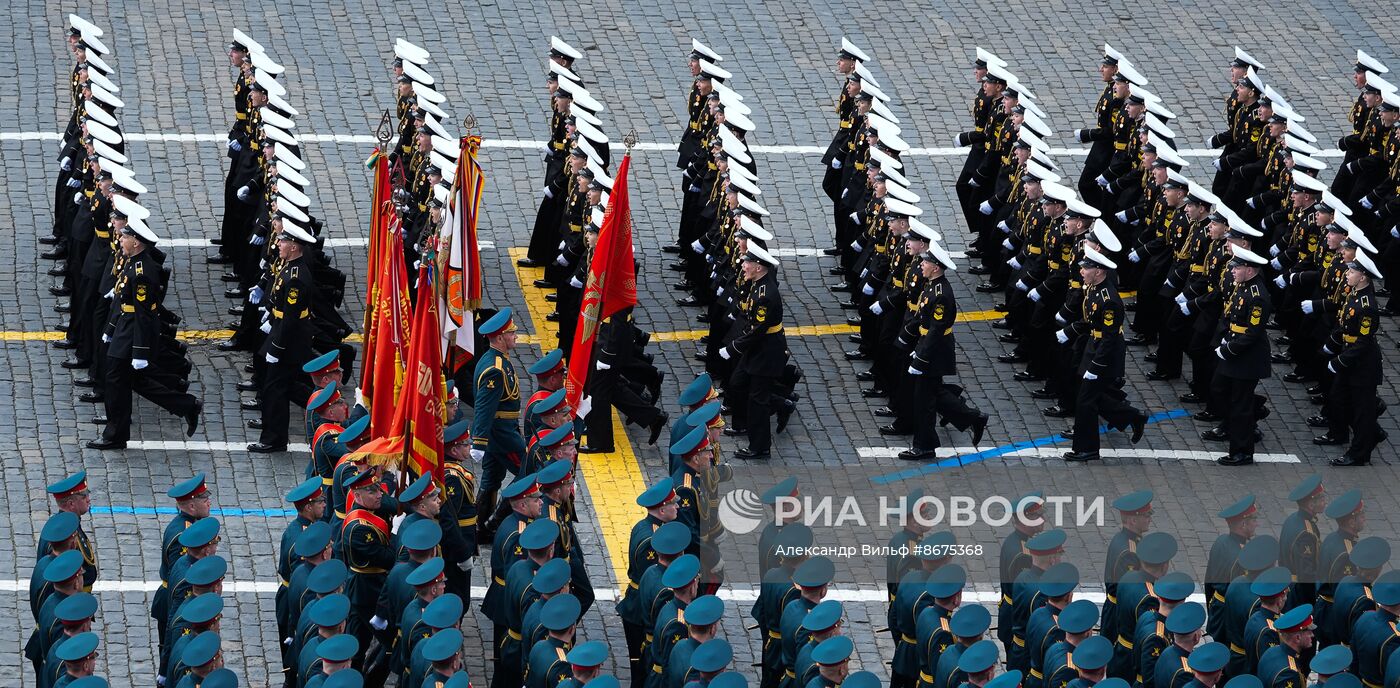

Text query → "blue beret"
[308,559,349,594]
[1153,571,1195,601]
[663,554,702,588]
[1325,489,1364,519]
[1026,528,1067,554]
[542,593,582,630]
[530,388,569,416]
[1327,676,1362,688]
[844,672,879,688]
[812,635,855,665]
[685,401,722,429]
[671,425,708,455]
[637,478,676,508]
[537,458,573,485]
[920,531,956,560]
[527,348,565,375]
[1218,495,1256,520]
[287,476,324,503]
[679,373,714,406]
[568,640,609,667]
[1137,532,1178,565]
[904,488,928,514]
[520,518,561,550]
[407,558,446,586]
[186,555,228,586]
[443,419,471,445]
[926,564,968,598]
[793,556,836,588]
[1288,474,1324,501]
[324,669,365,688]
[201,668,239,688]
[1038,562,1079,598]
[1250,567,1293,598]
[339,415,370,445]
[534,558,573,596]
[1165,601,1206,634]
[168,473,208,499]
[55,592,98,622]
[501,474,540,500]
[317,633,360,662]
[1372,570,1400,606]
[308,593,351,627]
[686,595,725,626]
[762,478,798,505]
[1238,535,1279,571]
[1312,645,1355,676]
[653,522,693,556]
[772,524,813,552]
[55,631,99,661]
[401,519,443,551]
[479,307,515,336]
[68,678,109,688]
[48,470,87,495]
[302,349,341,374]
[801,599,844,631]
[950,604,992,637]
[1056,599,1097,634]
[1187,642,1229,672]
[422,628,465,662]
[309,381,340,411]
[183,630,222,667]
[41,512,80,543]
[179,517,221,548]
[1275,604,1316,632]
[399,473,436,504]
[691,637,734,672]
[1352,537,1392,570]
[1112,490,1154,513]
[958,639,1000,673]
[987,671,1023,688]
[1071,635,1113,670]
[182,592,225,624]
[1098,680,1131,688]
[44,550,84,583]
[295,522,334,558]
[422,593,464,628]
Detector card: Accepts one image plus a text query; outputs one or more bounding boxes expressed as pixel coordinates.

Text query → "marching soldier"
[483,475,542,677]
[337,470,394,678]
[1317,489,1366,630]
[1255,606,1314,688]
[1279,475,1326,609]
[1208,245,1273,466]
[1242,567,1293,671]
[1042,600,1097,688]
[1025,563,1076,688]
[1205,496,1258,641]
[1133,572,1195,688]
[472,308,527,541]
[250,222,323,453]
[718,244,787,460]
[1222,536,1280,679]
[1010,529,1067,673]
[622,479,680,685]
[526,594,582,688]
[1110,533,1178,679]
[1326,536,1389,647]
[440,420,479,601]
[1323,251,1385,465]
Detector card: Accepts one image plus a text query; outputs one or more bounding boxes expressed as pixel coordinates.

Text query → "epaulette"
[1359,294,1371,306]
[682,474,694,489]
[1250,283,1261,297]
[556,647,568,662]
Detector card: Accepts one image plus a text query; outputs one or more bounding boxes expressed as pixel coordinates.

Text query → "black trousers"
[730,367,777,453]
[1210,373,1261,457]
[260,355,299,446]
[911,376,982,451]
[1154,307,1196,377]
[1332,377,1382,462]
[102,356,198,443]
[1071,376,1142,453]
[955,149,987,235]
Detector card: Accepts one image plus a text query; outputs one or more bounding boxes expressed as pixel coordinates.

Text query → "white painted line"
[129,440,312,453]
[767,248,965,259]
[158,238,497,250]
[857,446,1301,463]
[0,131,1345,158]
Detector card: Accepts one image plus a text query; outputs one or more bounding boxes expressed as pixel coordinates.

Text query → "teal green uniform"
[525,636,573,688]
[29,554,57,621]
[1155,644,1192,688]
[1205,533,1246,640]
[377,558,424,658]
[521,596,551,650]
[1317,530,1360,640]
[163,554,201,632]
[503,558,544,677]
[1278,510,1320,606]
[1352,608,1400,687]
[915,603,956,688]
[393,512,432,562]
[1327,576,1375,646]
[1256,643,1305,688]
[755,565,798,688]
[665,637,702,688]
[619,517,663,624]
[1009,565,1049,671]
[886,529,921,636]
[890,572,932,687]
[286,561,324,656]
[1025,603,1065,688]
[340,508,394,651]
[637,560,676,675]
[484,512,531,627]
[1042,639,1079,688]
[298,634,327,686]
[153,513,198,645]
[1243,607,1282,671]
[394,596,432,682]
[307,422,348,483]
[276,515,314,654]
[794,636,825,688]
[779,597,819,680]
[24,589,69,674]
[1222,573,1263,675]
[649,598,692,688]
[440,461,479,601]
[998,531,1033,653]
[936,641,974,688]
[36,523,96,590]
[544,497,594,615]
[42,630,81,688]
[1110,570,1159,679]
[1100,529,1142,655]
[1134,610,1169,688]
[671,468,705,558]
[472,348,526,492]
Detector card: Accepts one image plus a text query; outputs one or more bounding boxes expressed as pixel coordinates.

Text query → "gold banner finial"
[623,129,638,153]
[374,110,392,147]
[462,115,477,136]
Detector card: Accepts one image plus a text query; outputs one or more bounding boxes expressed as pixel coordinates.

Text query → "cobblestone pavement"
[3,0,1400,685]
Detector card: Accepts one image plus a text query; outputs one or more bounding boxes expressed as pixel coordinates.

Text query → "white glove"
[1322,345,1334,355]
[237,185,251,201]
[907,366,924,375]
[1095,175,1109,188]
[718,348,731,360]
[1213,159,1222,171]
[1246,197,1257,209]
[1270,257,1282,270]
[470,448,485,462]
[860,268,868,279]
[1055,313,1066,325]
[1274,275,1287,289]
[1029,288,1042,302]
[1115,211,1128,222]
[1270,245,1281,257]
[1361,197,1374,210]
[831,159,842,170]
[1074,128,1089,144]
[283,637,293,646]
[979,201,994,215]
[569,276,583,288]
[595,360,611,371]
[250,234,266,245]
[457,558,474,571]
[1015,280,1029,292]
[861,283,875,296]
[1174,293,1188,306]
[1002,238,1015,250]
[1301,300,1315,314]
[555,254,568,266]
[1128,250,1141,263]
[968,178,981,188]
[370,615,388,631]
[688,184,701,193]
[1009,257,1022,270]
[229,139,242,152]
[73,192,83,204]
[266,353,279,364]
[104,289,114,299]
[870,301,885,315]
[1056,329,1069,344]
[102,333,111,343]
[1180,302,1191,315]
[543,186,554,199]
[997,220,1010,233]
[559,240,567,250]
[249,286,264,304]
[691,239,704,253]
[66,177,81,188]
[849,212,859,223]
[1083,370,1098,380]
[1215,346,1226,360]
[260,321,272,334]
[1393,227,1400,239]
[61,156,73,171]
[952,135,965,148]
[716,287,725,296]
[851,240,862,252]
[132,359,149,370]
[157,676,166,687]
[1328,361,1337,373]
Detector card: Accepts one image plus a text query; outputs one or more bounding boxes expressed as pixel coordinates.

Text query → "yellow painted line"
[0,330,368,343]
[507,247,643,592]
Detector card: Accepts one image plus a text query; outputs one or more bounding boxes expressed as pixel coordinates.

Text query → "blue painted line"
[91,506,297,517]
[872,408,1190,485]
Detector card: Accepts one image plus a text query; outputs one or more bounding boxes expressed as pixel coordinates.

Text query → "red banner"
[390,260,447,480]
[362,162,412,439]
[565,154,638,414]
[441,135,485,371]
